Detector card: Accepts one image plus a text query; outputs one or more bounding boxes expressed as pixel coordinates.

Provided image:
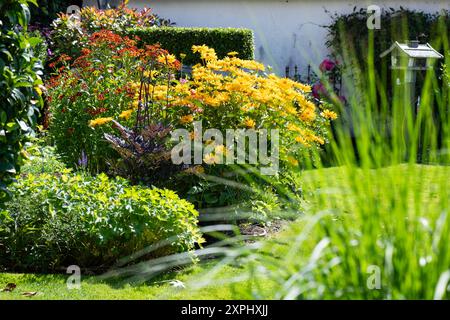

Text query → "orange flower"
[244,117,255,128]
[180,114,194,124]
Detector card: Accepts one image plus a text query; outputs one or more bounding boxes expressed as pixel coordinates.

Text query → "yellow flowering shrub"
[98,45,336,167]
[96,45,337,208]
[155,45,335,163]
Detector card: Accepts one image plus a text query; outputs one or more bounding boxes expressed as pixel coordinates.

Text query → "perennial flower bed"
[46,30,180,172]
[91,44,336,167]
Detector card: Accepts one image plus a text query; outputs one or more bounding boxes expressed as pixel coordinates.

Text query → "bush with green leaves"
[325,7,449,74]
[21,140,67,175]
[0,0,44,202]
[27,29,49,66]
[46,31,178,172]
[0,172,203,272]
[49,4,173,60]
[128,27,255,65]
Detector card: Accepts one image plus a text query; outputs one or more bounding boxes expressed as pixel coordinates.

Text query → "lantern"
[380,41,443,107]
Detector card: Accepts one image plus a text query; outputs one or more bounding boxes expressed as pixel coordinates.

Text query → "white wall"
[83,0,449,75]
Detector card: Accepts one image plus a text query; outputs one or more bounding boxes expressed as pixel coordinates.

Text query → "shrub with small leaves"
[0,172,203,272]
[50,3,173,60]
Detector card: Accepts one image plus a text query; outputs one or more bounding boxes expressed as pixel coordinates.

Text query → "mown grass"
[1,164,447,300]
[0,263,244,300]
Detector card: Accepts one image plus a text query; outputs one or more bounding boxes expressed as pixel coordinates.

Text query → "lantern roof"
[380,41,443,59]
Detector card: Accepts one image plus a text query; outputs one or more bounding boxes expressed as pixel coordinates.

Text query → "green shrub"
[0,0,44,203]
[28,30,49,65]
[0,172,203,272]
[128,27,255,65]
[21,140,67,175]
[99,45,330,212]
[50,4,172,60]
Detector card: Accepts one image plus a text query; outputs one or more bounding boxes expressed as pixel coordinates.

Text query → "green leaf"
[6,122,19,131]
[0,111,7,125]
[28,37,41,47]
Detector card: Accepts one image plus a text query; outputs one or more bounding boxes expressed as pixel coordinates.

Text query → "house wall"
[82,0,449,75]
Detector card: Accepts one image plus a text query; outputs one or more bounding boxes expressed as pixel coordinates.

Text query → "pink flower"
[319,59,336,72]
[312,82,326,99]
[339,95,347,104]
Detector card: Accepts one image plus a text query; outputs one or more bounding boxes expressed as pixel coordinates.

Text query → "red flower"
[312,82,327,99]
[80,48,92,56]
[319,59,336,72]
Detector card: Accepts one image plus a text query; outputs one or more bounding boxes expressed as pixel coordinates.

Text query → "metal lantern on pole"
[380,41,443,109]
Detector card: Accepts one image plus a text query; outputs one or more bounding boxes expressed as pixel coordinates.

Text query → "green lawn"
[0,264,245,300]
[1,164,448,300]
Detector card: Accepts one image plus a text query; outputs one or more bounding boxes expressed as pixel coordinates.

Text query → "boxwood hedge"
[128,27,255,65]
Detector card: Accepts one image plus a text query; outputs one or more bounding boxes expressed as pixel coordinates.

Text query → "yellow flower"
[184,165,205,175]
[299,108,316,122]
[157,54,177,65]
[34,86,42,96]
[227,51,239,56]
[203,153,220,165]
[295,135,310,147]
[119,109,133,120]
[320,109,338,120]
[244,117,256,128]
[214,144,227,155]
[287,123,302,133]
[143,70,159,78]
[192,45,217,62]
[180,114,194,124]
[194,165,205,174]
[287,156,299,166]
[179,53,187,60]
[89,117,113,127]
[241,103,256,112]
[189,131,200,140]
[132,99,140,109]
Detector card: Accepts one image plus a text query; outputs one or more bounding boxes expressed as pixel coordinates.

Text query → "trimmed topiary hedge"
[128,27,255,65]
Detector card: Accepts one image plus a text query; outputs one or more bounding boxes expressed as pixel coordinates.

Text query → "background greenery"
[325,7,450,74]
